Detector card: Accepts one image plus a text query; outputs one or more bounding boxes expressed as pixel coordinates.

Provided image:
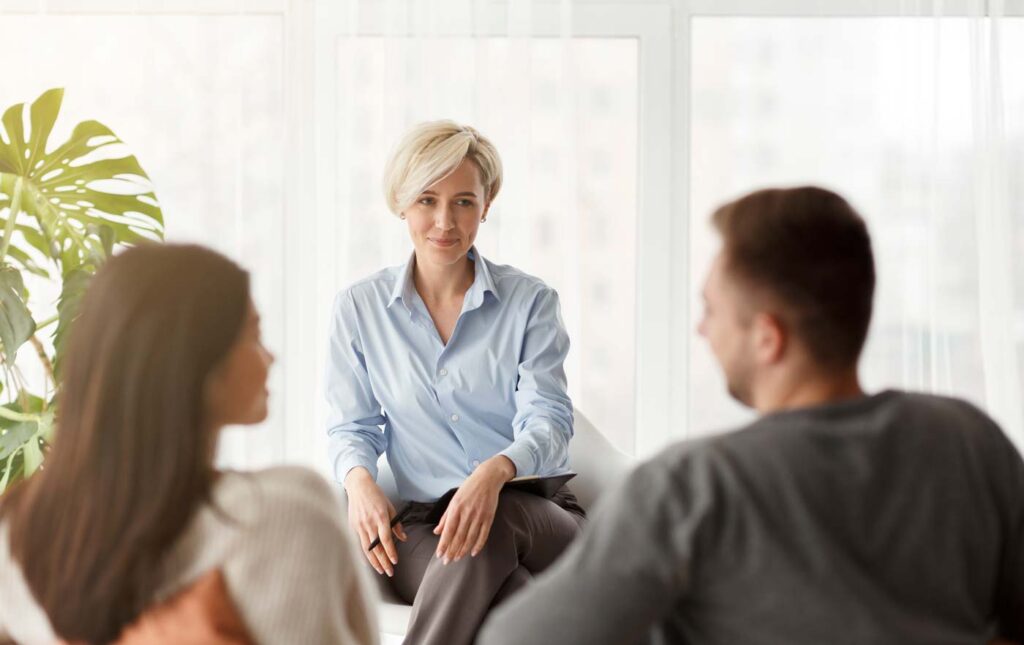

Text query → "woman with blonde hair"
[327,120,585,644]
[0,244,377,644]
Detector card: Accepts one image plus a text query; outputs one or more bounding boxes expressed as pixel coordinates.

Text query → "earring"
[400,214,406,220]
[481,217,487,223]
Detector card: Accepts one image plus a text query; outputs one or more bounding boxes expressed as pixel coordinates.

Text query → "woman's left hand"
[434,455,517,564]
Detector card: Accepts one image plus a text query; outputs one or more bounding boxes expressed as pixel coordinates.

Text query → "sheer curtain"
[687,1,1024,450]
[8,0,1020,474]
[310,0,642,462]
[1,1,289,468]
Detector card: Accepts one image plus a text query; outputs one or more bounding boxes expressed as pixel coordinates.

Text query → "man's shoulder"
[690,391,1008,479]
[746,390,997,437]
[643,391,999,470]
[631,433,743,492]
[883,390,997,427]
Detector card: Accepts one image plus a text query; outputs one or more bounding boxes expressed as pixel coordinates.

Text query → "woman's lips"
[429,238,458,248]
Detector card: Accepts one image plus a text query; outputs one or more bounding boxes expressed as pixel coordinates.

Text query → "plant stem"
[35,314,58,331]
[29,336,54,389]
[13,369,28,411]
[0,406,39,423]
[0,178,23,262]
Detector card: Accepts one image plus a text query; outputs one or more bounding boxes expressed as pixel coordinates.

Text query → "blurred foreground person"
[0,244,377,644]
[480,187,1024,645]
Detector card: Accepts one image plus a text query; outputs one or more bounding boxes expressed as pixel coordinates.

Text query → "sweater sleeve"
[479,449,712,645]
[989,427,1024,640]
[223,467,379,645]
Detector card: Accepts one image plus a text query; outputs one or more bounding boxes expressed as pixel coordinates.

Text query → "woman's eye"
[419,197,435,205]
[456,199,474,207]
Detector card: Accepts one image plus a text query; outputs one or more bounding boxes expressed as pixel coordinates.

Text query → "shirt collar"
[387,246,500,314]
[465,247,500,311]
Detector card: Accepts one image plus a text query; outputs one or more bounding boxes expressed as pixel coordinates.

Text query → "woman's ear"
[481,201,491,222]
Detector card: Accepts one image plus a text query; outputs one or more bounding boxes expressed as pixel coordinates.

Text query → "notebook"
[424,472,576,525]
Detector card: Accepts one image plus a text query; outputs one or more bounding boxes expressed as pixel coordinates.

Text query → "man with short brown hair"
[478,186,1024,645]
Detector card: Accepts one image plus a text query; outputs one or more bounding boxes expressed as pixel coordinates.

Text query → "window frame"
[312,1,673,457]
[5,0,1019,464]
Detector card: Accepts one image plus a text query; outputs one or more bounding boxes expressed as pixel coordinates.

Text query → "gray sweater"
[479,391,1024,645]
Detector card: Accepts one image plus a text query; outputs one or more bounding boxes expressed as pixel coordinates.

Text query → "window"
[688,15,1024,440]
[314,3,672,457]
[3,9,288,466]
[329,35,638,450]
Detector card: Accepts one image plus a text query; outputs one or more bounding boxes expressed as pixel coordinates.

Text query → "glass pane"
[335,36,639,452]
[4,14,285,466]
[690,17,1024,438]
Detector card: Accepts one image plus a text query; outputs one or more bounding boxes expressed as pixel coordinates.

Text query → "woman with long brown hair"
[0,244,377,644]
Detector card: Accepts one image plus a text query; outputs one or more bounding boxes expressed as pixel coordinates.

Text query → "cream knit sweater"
[0,466,378,645]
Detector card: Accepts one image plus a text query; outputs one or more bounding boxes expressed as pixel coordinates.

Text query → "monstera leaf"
[0,88,163,273]
[0,89,165,492]
[0,397,52,490]
[0,267,34,363]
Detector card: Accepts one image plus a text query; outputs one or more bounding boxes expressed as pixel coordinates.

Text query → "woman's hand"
[434,456,516,564]
[344,467,407,577]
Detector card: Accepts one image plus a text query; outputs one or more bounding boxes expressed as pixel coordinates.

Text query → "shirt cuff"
[333,450,379,485]
[498,441,538,479]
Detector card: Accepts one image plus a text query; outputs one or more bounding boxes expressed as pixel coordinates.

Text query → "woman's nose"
[434,206,456,231]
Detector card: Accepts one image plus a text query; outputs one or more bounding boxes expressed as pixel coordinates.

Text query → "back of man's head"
[712,186,876,370]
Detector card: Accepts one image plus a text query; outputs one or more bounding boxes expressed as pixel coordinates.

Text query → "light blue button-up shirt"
[326,248,574,502]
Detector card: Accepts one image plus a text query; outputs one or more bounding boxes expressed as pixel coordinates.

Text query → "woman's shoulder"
[159,468,347,598]
[215,466,341,519]
[333,264,404,309]
[481,256,558,302]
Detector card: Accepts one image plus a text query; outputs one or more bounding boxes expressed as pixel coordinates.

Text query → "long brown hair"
[0,243,250,643]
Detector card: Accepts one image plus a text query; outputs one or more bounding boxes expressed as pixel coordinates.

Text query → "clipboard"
[424,472,576,525]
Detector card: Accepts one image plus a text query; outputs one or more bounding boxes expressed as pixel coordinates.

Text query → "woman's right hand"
[344,467,407,577]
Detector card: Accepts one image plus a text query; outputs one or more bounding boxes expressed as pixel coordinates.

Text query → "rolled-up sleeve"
[500,287,573,477]
[325,291,388,484]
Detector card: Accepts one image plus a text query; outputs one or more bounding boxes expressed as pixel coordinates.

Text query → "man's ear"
[752,311,786,365]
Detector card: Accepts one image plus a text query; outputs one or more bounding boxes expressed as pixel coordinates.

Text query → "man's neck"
[753,368,865,414]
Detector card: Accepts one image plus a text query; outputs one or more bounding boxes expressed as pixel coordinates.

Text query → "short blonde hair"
[382,120,503,215]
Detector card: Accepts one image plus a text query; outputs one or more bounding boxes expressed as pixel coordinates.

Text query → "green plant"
[0,88,164,491]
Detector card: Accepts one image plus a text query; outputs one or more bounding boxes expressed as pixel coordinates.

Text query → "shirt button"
[471,460,480,467]
[438,368,448,377]
[451,413,460,422]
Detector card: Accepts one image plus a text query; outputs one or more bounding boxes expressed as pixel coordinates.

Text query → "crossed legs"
[390,489,584,645]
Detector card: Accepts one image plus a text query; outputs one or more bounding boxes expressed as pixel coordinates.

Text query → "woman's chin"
[422,244,466,263]
[244,400,270,425]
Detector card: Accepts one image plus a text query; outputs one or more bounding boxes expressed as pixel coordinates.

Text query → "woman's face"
[204,300,275,428]
[403,159,490,268]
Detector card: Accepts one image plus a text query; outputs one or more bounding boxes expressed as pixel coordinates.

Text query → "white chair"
[363,409,634,642]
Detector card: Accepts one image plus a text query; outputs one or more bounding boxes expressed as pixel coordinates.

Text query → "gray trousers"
[389,487,585,645]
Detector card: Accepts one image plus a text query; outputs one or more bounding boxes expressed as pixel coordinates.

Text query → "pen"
[367,504,412,552]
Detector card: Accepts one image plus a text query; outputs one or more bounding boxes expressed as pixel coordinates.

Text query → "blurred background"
[3,0,1022,477]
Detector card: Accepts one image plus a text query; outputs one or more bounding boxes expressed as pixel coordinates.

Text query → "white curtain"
[311,0,642,460]
[1,2,289,467]
[7,0,1020,473]
[687,2,1024,450]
